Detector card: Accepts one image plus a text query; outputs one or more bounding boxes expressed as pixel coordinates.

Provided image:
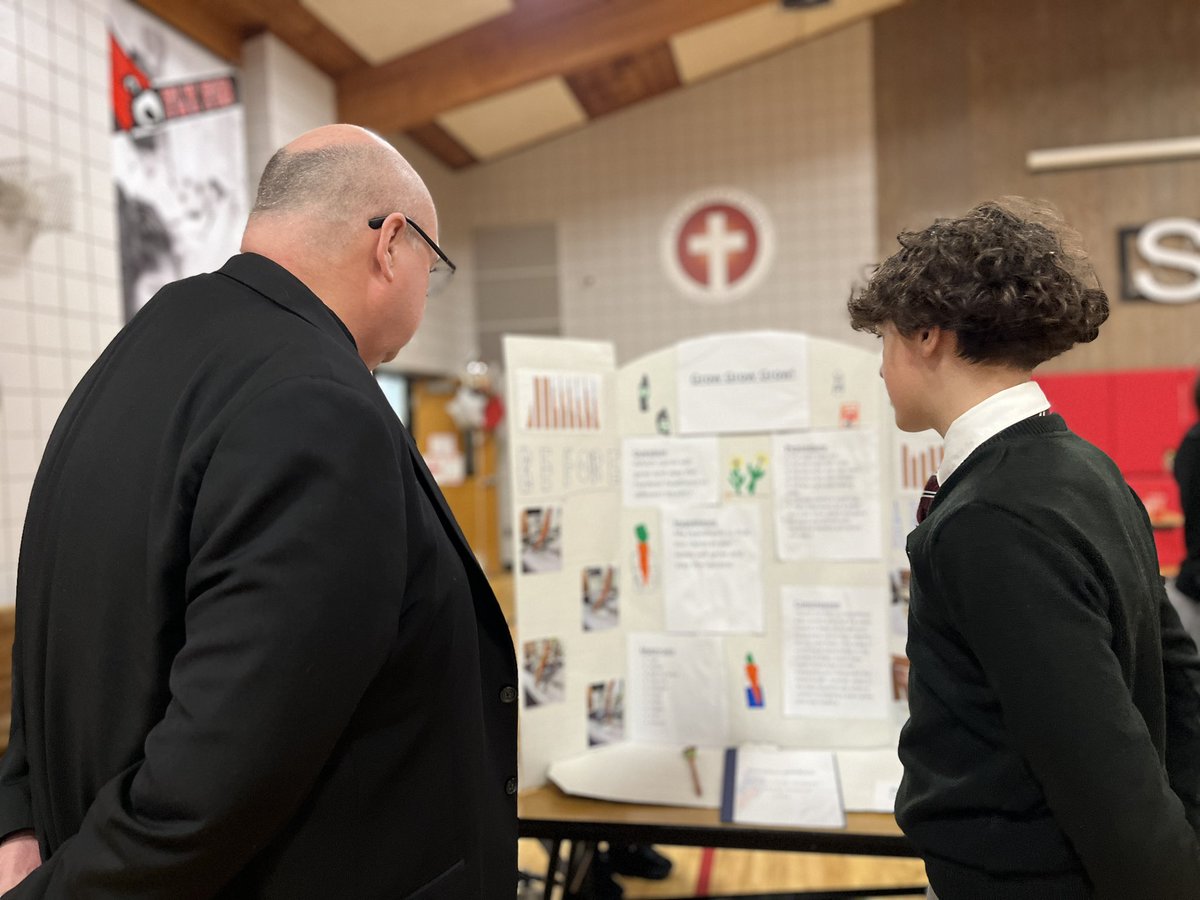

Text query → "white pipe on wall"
[1027,135,1200,173]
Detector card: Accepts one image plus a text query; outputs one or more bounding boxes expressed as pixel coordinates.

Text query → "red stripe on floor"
[695,846,716,896]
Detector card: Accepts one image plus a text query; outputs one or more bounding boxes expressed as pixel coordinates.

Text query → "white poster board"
[509,332,919,804]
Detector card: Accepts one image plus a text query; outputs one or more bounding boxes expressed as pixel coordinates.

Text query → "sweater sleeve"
[6,376,406,898]
[1158,589,1200,835]
[931,503,1200,899]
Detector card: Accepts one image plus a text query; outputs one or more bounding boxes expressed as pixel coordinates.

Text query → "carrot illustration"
[635,523,650,585]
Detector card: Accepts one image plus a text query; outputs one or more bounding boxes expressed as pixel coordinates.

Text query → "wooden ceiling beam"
[337,0,772,133]
[405,123,478,171]
[130,0,248,63]
[131,0,366,77]
[248,0,367,76]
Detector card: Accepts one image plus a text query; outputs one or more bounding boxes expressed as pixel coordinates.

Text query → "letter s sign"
[1120,217,1200,304]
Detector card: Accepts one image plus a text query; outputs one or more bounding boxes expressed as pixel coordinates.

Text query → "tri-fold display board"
[506,332,941,812]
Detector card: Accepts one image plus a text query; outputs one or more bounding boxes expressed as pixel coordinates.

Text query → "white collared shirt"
[938,381,1050,484]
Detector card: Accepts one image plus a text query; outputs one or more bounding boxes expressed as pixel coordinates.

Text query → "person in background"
[1173,376,1200,603]
[0,125,516,897]
[848,198,1200,898]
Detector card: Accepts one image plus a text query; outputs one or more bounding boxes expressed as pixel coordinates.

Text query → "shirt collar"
[938,381,1050,483]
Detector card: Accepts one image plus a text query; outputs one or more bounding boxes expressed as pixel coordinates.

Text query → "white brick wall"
[458,24,879,366]
[0,0,121,604]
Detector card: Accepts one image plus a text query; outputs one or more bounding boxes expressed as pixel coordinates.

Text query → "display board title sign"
[677,332,809,435]
[662,189,775,303]
[1119,217,1200,304]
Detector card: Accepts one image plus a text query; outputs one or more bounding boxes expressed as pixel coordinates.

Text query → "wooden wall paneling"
[872,0,970,254]
[874,0,1200,373]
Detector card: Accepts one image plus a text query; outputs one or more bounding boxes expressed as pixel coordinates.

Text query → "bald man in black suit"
[0,125,517,898]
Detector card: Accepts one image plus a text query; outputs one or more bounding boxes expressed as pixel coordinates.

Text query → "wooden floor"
[518,839,928,897]
[518,844,926,897]
[496,573,928,897]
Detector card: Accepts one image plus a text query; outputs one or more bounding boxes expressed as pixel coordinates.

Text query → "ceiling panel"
[300,0,514,64]
[436,77,587,160]
[671,0,902,84]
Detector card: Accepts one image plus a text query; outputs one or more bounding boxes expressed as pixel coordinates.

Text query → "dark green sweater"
[897,414,1200,899]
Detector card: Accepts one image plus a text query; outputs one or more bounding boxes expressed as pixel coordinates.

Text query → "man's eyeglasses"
[368,215,457,297]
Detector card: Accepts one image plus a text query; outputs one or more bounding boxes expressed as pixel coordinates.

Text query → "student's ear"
[917,326,953,360]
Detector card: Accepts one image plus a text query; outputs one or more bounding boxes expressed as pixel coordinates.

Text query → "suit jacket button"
[500,685,517,704]
[505,777,518,796]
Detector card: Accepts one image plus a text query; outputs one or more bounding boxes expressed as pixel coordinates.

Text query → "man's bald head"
[241,125,442,370]
[249,125,430,241]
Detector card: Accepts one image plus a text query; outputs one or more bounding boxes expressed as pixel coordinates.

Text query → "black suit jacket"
[0,254,518,898]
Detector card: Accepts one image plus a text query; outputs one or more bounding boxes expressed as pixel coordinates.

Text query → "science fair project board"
[506,332,939,814]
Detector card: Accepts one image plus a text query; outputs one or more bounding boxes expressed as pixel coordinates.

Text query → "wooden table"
[519,785,922,899]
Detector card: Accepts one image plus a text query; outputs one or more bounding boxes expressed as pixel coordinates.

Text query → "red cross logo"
[677,204,758,290]
[663,190,773,303]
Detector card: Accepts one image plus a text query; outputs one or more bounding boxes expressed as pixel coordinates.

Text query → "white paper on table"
[773,430,882,561]
[622,436,720,507]
[628,633,729,747]
[835,747,904,812]
[549,742,724,809]
[664,506,763,634]
[677,332,810,435]
[730,747,845,828]
[782,585,890,720]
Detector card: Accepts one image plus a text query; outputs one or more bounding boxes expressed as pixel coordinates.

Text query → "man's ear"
[373,212,406,281]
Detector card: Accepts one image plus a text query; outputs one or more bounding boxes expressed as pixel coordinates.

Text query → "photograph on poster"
[889,569,911,702]
[581,565,620,631]
[587,679,625,747]
[522,638,566,707]
[520,505,563,573]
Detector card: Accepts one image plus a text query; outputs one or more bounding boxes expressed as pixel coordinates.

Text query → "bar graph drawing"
[518,370,603,432]
[898,440,944,491]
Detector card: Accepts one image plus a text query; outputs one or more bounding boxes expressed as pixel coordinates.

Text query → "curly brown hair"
[847,199,1109,369]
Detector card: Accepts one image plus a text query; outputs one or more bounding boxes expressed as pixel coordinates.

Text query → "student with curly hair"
[849,199,1200,899]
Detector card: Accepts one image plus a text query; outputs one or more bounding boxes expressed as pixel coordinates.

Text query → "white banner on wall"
[110,0,248,320]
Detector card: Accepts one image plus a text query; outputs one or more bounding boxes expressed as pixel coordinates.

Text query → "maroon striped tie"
[916,474,939,524]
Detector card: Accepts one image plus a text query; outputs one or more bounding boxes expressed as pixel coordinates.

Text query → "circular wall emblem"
[662,189,774,303]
